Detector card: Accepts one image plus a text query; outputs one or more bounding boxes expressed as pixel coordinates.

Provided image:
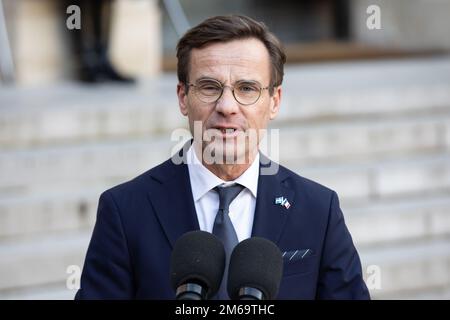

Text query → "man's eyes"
[197,82,260,92]
[237,84,259,92]
[198,83,221,90]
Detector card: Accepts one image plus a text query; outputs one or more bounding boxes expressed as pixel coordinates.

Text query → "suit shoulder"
[102,157,174,200]
[277,163,336,199]
[276,164,340,225]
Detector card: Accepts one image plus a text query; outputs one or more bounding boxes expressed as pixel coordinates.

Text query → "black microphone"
[227,237,283,300]
[170,230,226,300]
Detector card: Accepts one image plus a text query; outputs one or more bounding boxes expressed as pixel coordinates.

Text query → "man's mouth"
[220,128,237,134]
[208,126,242,138]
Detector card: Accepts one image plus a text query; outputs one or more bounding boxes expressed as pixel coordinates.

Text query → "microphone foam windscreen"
[170,230,226,297]
[227,237,283,300]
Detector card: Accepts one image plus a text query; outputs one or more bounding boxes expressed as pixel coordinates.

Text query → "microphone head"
[170,230,226,298]
[227,237,283,300]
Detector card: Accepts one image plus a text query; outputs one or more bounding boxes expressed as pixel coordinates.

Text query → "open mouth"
[220,128,237,134]
[206,125,243,139]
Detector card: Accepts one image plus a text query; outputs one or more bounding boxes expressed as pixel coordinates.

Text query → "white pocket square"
[282,249,314,262]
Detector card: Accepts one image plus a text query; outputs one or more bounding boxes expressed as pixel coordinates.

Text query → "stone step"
[345,195,450,247]
[290,152,450,203]
[1,152,449,239]
[1,112,449,193]
[0,283,76,300]
[0,231,89,292]
[0,231,448,299]
[360,238,450,299]
[9,279,450,300]
[1,57,450,148]
[0,84,185,149]
[372,285,450,300]
[277,113,450,165]
[0,137,173,195]
[1,165,449,245]
[0,187,100,239]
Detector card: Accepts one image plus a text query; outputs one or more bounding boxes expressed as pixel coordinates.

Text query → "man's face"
[177,38,281,164]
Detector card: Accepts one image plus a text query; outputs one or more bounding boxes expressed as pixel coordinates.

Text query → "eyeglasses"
[186,79,270,106]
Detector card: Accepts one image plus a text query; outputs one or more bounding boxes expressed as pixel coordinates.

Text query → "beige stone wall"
[352,0,450,50]
[110,0,161,79]
[4,0,161,85]
[11,0,71,84]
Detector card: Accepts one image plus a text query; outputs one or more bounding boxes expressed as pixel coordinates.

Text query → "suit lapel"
[147,142,200,249]
[147,145,294,248]
[251,154,295,245]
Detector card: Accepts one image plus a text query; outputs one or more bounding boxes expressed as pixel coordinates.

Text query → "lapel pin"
[275,196,291,209]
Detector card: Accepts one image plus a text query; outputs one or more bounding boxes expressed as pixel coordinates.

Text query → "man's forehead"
[189,39,270,80]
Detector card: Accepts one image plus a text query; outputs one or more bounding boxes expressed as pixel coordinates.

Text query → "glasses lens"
[195,81,222,103]
[234,82,261,105]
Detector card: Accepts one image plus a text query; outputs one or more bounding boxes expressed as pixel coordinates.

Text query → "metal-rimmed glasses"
[186,78,270,105]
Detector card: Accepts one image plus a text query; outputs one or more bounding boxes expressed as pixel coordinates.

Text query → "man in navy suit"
[76,15,370,300]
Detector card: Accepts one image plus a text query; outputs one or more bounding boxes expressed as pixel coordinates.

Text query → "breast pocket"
[282,249,317,277]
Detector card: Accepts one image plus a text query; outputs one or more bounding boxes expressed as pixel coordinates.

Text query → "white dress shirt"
[186,145,259,242]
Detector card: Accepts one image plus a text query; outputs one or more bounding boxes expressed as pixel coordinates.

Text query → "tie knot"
[214,183,244,213]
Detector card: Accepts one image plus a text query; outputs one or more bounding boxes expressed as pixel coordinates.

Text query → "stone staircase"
[1,56,450,299]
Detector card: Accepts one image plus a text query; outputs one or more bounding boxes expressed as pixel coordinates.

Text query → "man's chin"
[201,140,248,165]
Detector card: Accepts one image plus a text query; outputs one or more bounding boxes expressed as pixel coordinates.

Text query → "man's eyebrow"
[235,79,262,85]
[195,77,262,85]
[195,76,222,83]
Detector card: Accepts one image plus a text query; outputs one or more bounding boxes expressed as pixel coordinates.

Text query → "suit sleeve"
[316,191,370,299]
[75,191,134,299]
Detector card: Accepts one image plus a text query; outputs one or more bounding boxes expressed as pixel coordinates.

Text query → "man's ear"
[177,82,189,116]
[269,85,282,120]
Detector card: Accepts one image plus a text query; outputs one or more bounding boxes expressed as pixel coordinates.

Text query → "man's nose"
[215,86,239,115]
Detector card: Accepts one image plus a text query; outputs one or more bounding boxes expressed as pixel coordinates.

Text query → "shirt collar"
[186,145,259,202]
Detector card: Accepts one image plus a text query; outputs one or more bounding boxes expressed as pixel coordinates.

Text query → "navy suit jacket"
[75,146,370,300]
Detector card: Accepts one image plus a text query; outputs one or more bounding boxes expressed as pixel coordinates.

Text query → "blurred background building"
[0,0,449,299]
